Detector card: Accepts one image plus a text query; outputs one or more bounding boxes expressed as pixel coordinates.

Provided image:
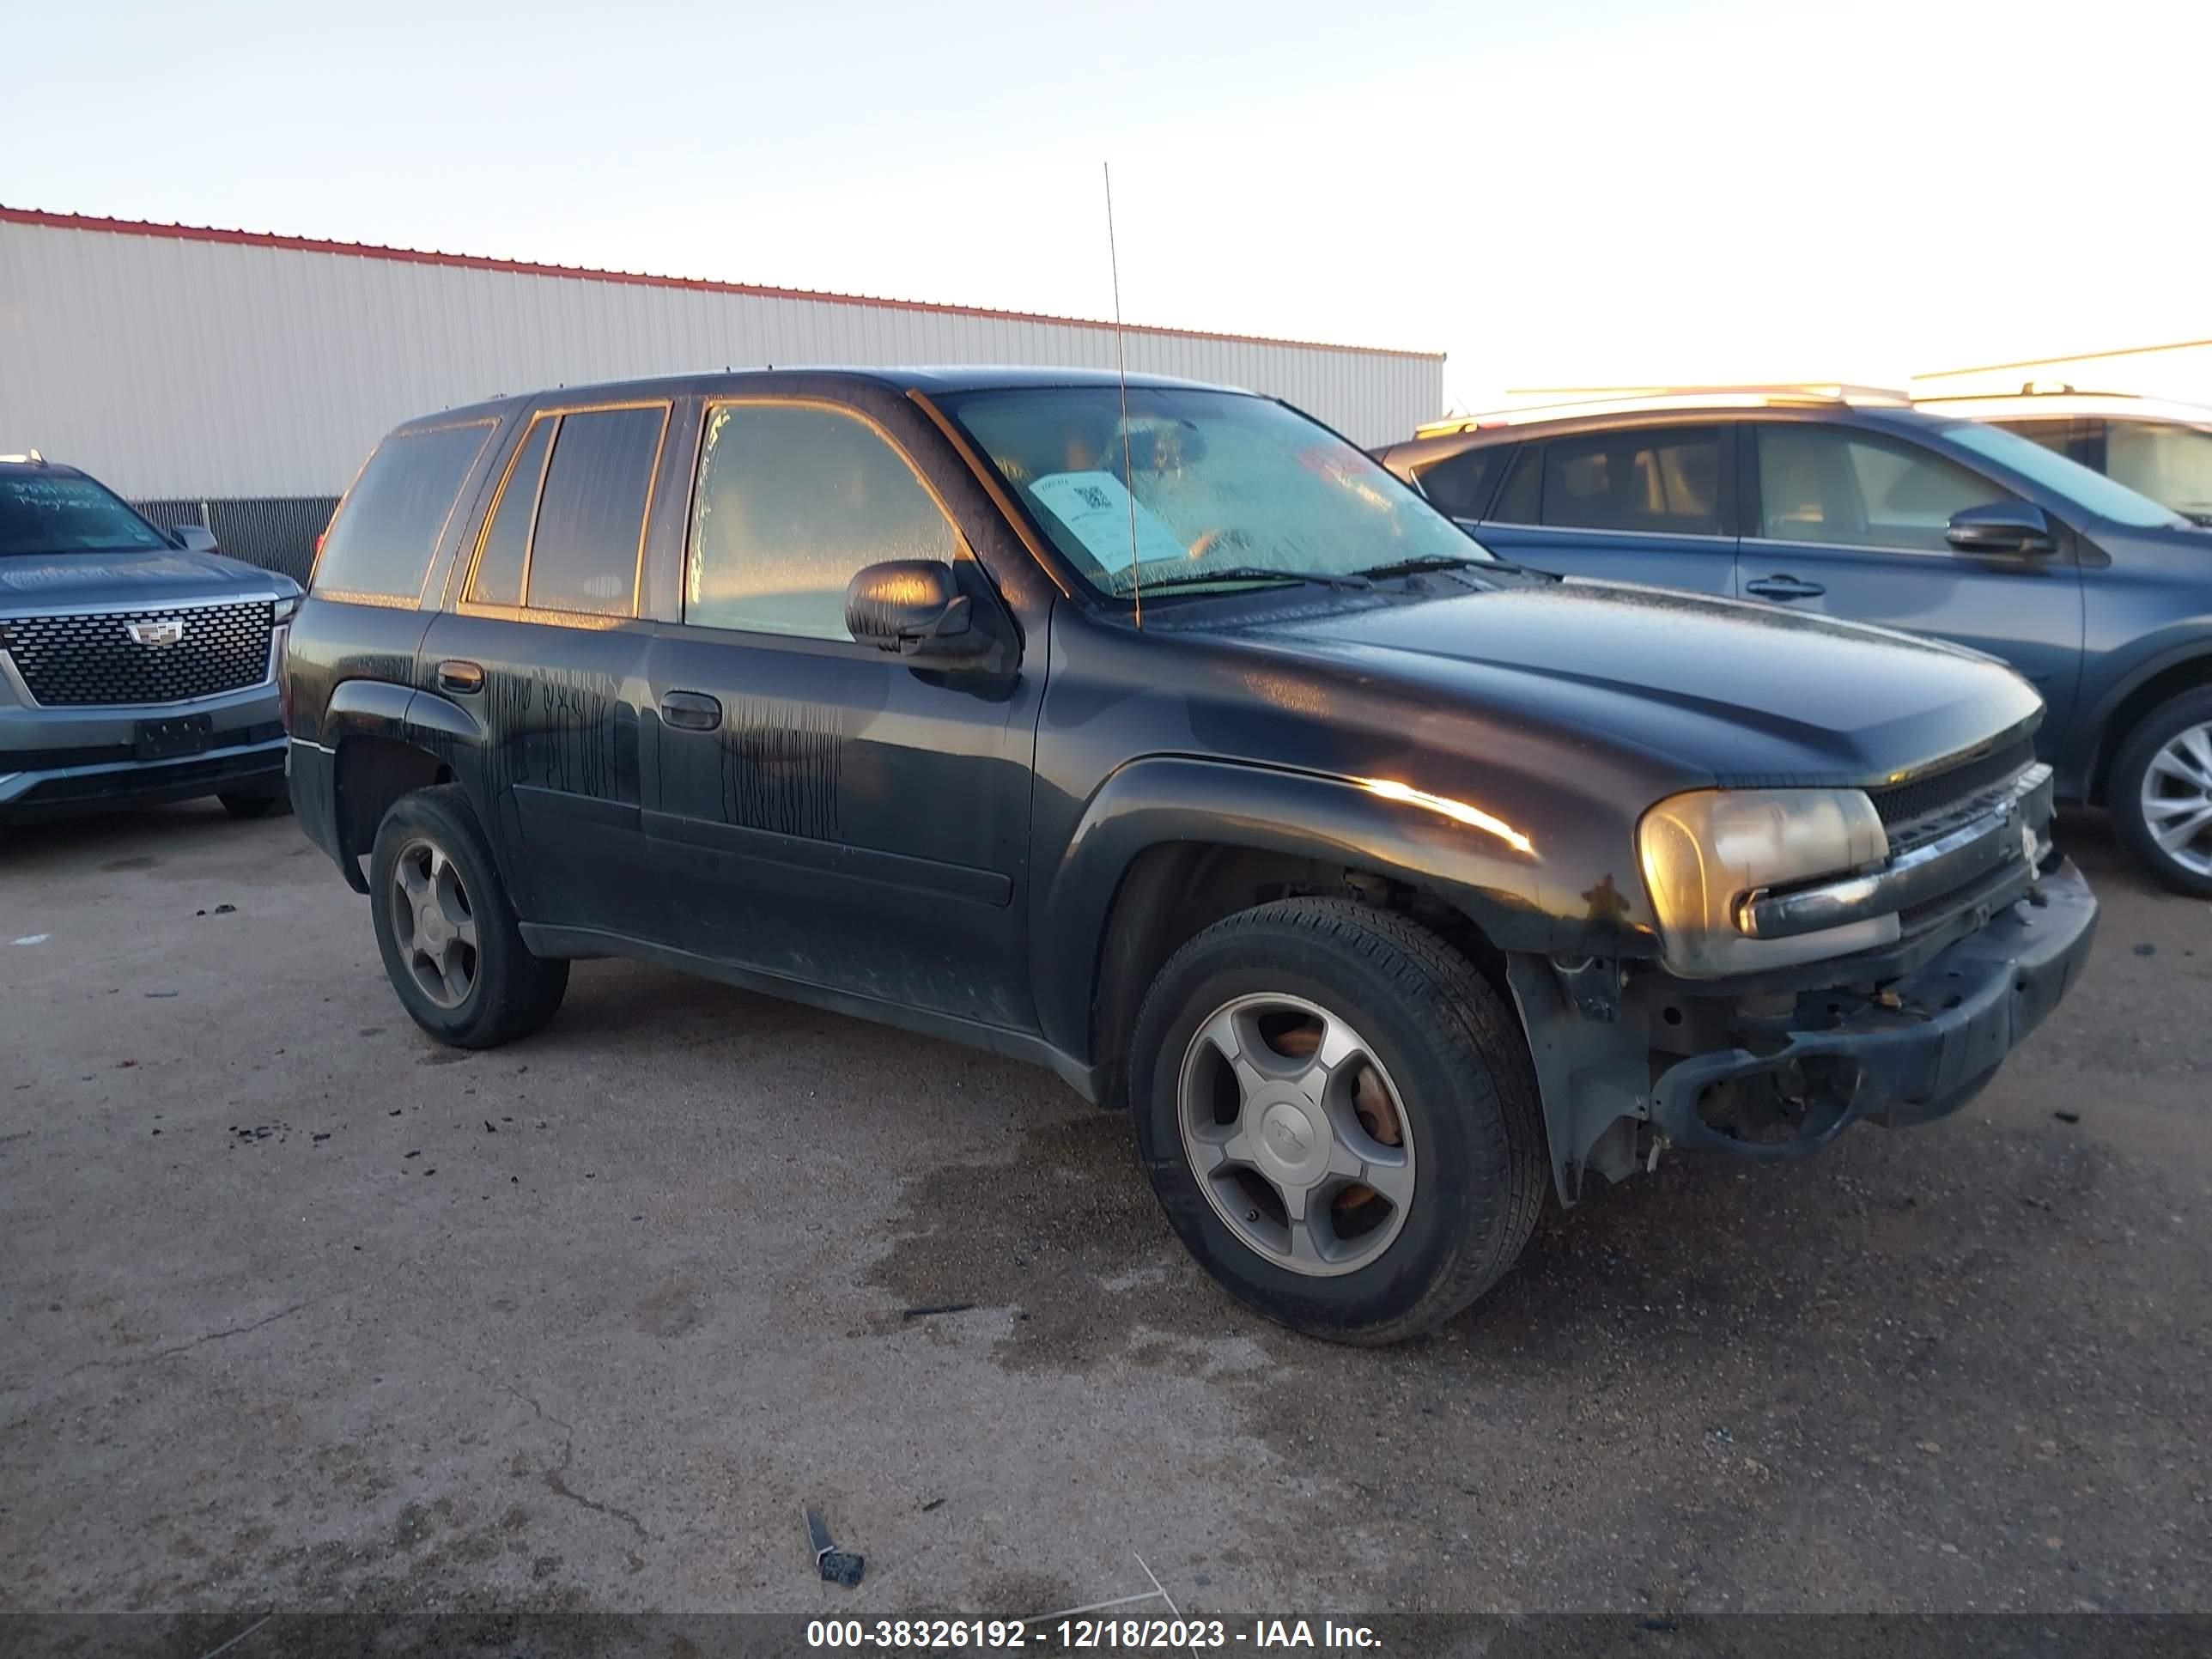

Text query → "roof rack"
[1413,384,1911,439]
[0,449,47,465]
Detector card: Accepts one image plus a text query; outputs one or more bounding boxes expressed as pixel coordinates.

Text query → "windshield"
[1942,422,2182,528]
[941,386,1492,599]
[0,472,171,556]
[2106,421,2212,521]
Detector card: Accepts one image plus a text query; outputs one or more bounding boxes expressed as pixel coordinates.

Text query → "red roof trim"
[0,205,1445,362]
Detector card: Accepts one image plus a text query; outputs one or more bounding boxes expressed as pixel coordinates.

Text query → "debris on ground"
[921,1498,945,1513]
[143,990,178,999]
[803,1508,865,1588]
[2055,1110,2081,1124]
[484,1121,497,1133]
[2134,942,2157,957]
[902,1302,975,1321]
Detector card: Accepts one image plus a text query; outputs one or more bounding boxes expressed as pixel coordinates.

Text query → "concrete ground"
[1,803,2206,1623]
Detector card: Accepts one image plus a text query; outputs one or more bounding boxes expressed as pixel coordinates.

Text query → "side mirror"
[1946,501,2054,556]
[171,523,220,554]
[845,561,975,656]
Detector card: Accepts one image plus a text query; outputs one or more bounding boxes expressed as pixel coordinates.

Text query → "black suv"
[1377,392,2212,895]
[286,369,2097,1343]
[3,455,297,826]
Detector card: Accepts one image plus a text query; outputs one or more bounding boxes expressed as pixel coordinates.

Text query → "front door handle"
[660,690,723,732]
[1744,575,1826,601]
[436,659,485,692]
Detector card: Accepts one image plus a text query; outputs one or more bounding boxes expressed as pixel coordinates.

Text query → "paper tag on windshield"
[1026,471,1185,575]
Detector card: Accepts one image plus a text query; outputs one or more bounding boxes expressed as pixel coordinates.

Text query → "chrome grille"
[1869,738,2036,850]
[0,601,273,707]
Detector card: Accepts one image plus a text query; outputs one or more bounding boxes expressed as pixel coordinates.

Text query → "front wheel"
[368,785,568,1048]
[2110,687,2212,897]
[1129,897,1547,1345]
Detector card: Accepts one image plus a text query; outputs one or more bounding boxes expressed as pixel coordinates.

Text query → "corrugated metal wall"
[0,216,1444,501]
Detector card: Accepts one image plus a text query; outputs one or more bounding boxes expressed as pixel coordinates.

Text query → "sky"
[5,0,2207,415]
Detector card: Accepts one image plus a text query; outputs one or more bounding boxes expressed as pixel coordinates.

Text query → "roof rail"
[1413,384,1911,438]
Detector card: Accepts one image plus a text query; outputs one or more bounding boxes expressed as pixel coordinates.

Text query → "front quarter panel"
[1027,609,1681,1060]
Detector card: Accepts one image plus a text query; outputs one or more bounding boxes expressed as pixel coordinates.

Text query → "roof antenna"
[1103,161,1141,629]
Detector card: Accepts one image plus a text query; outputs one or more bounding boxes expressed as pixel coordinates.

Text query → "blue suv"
[1376,391,2212,895]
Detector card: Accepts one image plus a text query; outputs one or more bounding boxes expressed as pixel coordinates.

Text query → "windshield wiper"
[1354,553,1485,579]
[1121,566,1372,594]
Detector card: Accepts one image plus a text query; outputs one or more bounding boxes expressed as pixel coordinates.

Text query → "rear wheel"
[1129,897,1547,1345]
[368,786,568,1048]
[2110,687,2212,897]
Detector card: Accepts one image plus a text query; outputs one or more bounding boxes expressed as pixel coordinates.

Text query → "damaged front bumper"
[1648,859,2099,1157]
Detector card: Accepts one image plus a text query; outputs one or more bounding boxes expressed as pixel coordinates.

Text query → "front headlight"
[272,593,300,623]
[1638,788,1894,976]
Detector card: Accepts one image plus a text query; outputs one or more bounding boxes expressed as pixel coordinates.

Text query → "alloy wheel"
[387,836,479,1008]
[2141,720,2212,878]
[1176,993,1416,1277]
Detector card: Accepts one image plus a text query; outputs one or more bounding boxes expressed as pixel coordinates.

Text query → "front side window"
[522,405,666,616]
[313,422,493,597]
[0,472,171,557]
[2104,420,2212,521]
[687,403,960,640]
[1539,426,1723,536]
[943,386,1491,599]
[1756,426,2008,552]
[1414,445,1511,519]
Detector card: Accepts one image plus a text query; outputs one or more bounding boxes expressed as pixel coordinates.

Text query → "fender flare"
[1032,754,1650,1062]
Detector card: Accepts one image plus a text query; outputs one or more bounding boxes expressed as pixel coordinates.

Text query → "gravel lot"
[2,802,2206,1621]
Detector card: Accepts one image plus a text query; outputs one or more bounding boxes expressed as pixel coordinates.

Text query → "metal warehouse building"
[0,208,1444,580]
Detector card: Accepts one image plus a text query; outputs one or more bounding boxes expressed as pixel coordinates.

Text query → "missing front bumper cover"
[1650,858,2098,1159]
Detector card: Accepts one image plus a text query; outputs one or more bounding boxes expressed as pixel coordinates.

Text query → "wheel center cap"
[418,905,446,945]
[1256,1099,1327,1182]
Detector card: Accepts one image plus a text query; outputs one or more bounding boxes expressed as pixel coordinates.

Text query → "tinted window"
[0,472,169,556]
[1415,446,1510,518]
[315,422,492,599]
[524,406,665,616]
[2103,421,2212,520]
[1945,422,2175,527]
[467,416,553,606]
[1540,426,1722,535]
[1758,426,2006,552]
[1492,447,1541,523]
[687,404,959,639]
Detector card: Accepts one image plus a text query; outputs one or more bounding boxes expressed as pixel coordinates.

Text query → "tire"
[2109,686,2212,897]
[367,785,568,1048]
[1129,897,1547,1345]
[217,788,285,820]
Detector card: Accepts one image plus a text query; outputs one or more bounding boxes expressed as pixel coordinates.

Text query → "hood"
[0,546,291,609]
[1229,576,2044,786]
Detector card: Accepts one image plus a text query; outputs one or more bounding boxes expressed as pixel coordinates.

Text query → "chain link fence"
[134,496,338,586]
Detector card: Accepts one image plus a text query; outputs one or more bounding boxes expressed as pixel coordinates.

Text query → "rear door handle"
[436,659,485,692]
[660,690,723,732]
[1744,575,1826,600]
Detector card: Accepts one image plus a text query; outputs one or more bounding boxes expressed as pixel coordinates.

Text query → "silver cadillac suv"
[1,454,298,826]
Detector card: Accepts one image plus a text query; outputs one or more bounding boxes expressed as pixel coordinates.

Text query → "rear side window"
[524,406,667,616]
[685,403,960,640]
[1414,446,1512,519]
[467,416,555,607]
[1538,426,1723,535]
[315,422,493,599]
